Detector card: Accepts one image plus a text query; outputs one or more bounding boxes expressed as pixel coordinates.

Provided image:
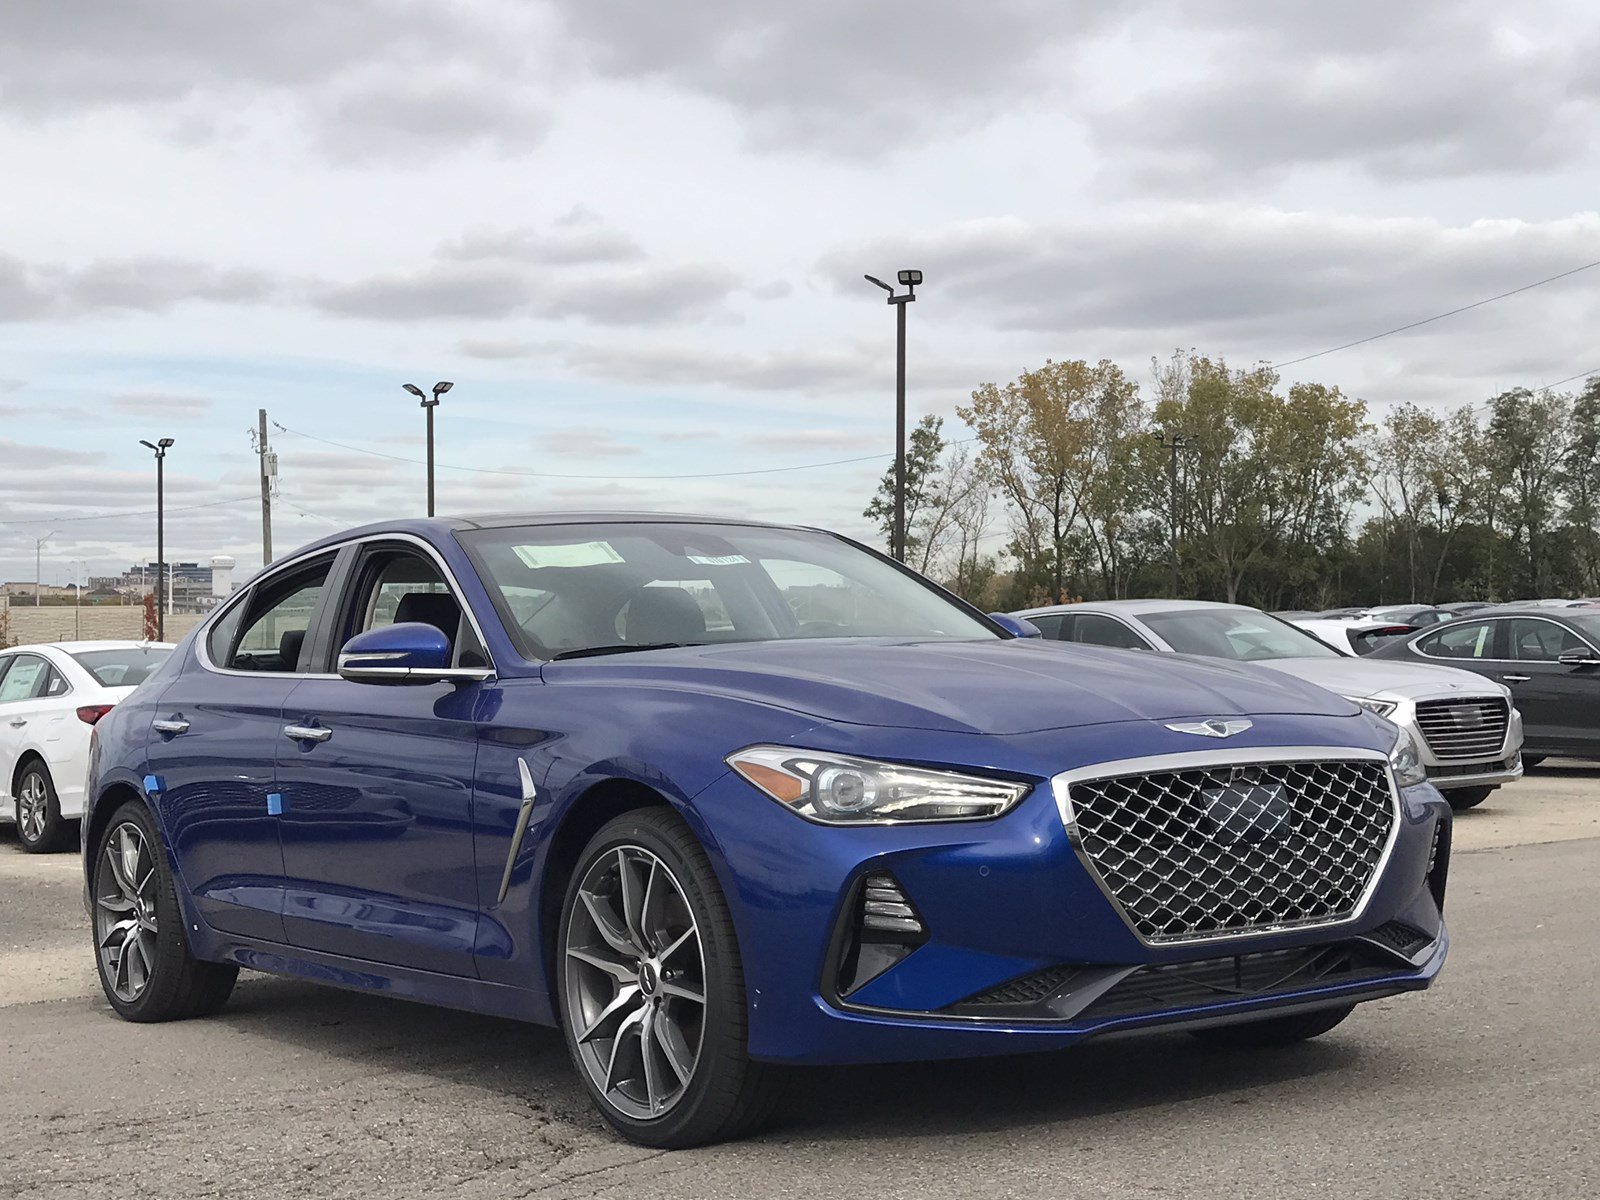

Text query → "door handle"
[7,719,25,728]
[152,718,190,735]
[1501,674,1531,683]
[283,724,332,744]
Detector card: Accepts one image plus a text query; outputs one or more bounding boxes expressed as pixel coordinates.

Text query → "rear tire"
[1191,1003,1355,1047]
[1444,786,1494,811]
[14,761,72,853]
[91,801,238,1022]
[556,806,780,1148]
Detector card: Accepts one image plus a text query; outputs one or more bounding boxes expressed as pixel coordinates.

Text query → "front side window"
[1418,620,1497,660]
[1073,613,1152,650]
[225,558,334,673]
[344,548,487,668]
[1139,609,1343,661]
[459,522,997,660]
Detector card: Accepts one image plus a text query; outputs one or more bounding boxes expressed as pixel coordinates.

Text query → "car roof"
[1,640,174,654]
[1015,599,1257,617]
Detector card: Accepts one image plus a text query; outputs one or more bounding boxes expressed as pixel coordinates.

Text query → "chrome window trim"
[1051,746,1401,950]
[195,532,498,681]
[1413,614,1600,665]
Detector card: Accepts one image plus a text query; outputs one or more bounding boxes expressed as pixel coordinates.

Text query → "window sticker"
[686,553,751,566]
[512,541,625,569]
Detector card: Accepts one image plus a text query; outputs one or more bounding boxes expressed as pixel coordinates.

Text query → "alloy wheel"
[94,823,160,1003]
[17,772,48,843]
[564,845,707,1120]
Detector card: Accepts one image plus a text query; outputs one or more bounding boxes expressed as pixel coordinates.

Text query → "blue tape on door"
[266,792,284,816]
[143,774,162,795]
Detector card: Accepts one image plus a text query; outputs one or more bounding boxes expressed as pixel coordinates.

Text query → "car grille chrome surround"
[1052,747,1400,947]
[1412,697,1510,760]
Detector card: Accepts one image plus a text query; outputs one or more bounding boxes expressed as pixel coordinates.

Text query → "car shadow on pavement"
[208,972,1366,1144]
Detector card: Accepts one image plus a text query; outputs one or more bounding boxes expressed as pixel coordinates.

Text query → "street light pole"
[33,532,54,606]
[863,271,922,561]
[140,437,175,641]
[1153,431,1189,597]
[403,381,454,517]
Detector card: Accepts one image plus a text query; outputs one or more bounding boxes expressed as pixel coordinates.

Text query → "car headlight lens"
[1344,696,1397,718]
[727,746,1029,824]
[1388,727,1428,788]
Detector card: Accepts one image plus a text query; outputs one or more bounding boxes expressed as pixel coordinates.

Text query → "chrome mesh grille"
[1413,697,1510,760]
[1064,758,1395,944]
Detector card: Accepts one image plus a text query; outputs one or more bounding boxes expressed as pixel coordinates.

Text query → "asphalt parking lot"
[3,765,1596,1200]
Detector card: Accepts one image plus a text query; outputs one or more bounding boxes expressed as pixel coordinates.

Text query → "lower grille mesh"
[1065,758,1395,943]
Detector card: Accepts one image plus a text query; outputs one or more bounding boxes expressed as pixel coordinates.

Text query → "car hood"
[542,638,1359,735]
[1254,656,1510,701]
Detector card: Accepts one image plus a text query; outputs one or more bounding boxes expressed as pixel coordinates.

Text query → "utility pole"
[1153,432,1189,597]
[257,409,274,566]
[33,532,53,605]
[862,271,923,561]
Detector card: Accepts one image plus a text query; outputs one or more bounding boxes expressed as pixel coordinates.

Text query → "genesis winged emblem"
[1166,718,1254,739]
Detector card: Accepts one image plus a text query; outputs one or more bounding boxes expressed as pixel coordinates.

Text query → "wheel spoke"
[579,890,639,958]
[577,985,642,1045]
[99,917,137,950]
[616,850,645,949]
[639,1008,662,1114]
[602,1006,645,1092]
[655,1011,696,1085]
[97,894,136,916]
[107,832,137,899]
[659,978,705,1004]
[639,859,661,951]
[566,945,636,983]
[657,925,697,964]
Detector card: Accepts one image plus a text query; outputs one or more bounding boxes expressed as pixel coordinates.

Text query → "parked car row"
[1011,600,1529,810]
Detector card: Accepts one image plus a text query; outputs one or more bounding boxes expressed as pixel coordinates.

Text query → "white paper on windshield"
[512,541,625,568]
[687,553,750,566]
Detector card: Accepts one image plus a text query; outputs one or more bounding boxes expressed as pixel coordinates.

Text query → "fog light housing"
[834,871,927,998]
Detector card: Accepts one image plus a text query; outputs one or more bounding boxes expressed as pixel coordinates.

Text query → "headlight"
[727,746,1029,824]
[1388,727,1428,788]
[1344,696,1397,718]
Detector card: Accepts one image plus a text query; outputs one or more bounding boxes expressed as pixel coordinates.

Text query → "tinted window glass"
[1026,613,1066,639]
[0,654,52,702]
[1074,613,1150,650]
[1508,619,1590,662]
[460,523,996,659]
[1418,620,1496,660]
[70,646,173,687]
[1140,609,1342,661]
[228,559,333,673]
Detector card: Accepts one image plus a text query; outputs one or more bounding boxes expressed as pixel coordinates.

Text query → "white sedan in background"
[0,641,172,852]
[1012,601,1523,811]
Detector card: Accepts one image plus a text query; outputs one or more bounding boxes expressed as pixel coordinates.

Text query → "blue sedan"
[84,513,1451,1147]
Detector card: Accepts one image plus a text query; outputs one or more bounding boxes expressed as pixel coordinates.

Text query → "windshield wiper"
[550,642,702,661]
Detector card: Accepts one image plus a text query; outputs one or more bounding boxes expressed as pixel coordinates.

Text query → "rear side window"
[1418,620,1496,660]
[1074,614,1151,650]
[70,647,173,687]
[0,654,53,702]
[1025,613,1066,639]
[224,558,334,673]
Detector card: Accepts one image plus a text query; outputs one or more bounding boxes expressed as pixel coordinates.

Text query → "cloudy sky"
[4,0,1599,584]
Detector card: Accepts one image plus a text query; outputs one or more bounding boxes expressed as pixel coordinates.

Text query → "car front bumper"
[694,750,1452,1066]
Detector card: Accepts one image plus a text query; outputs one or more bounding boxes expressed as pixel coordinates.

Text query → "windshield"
[1141,609,1345,661]
[70,646,172,687]
[1569,615,1600,644]
[459,522,999,659]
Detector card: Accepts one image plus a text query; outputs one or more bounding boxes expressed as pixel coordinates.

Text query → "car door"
[1501,617,1600,756]
[145,551,340,944]
[274,539,487,976]
[0,653,63,806]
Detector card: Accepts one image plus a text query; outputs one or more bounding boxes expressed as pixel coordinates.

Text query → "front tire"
[1443,786,1494,811]
[1191,1003,1355,1047]
[557,807,779,1148]
[91,801,238,1021]
[15,761,71,853]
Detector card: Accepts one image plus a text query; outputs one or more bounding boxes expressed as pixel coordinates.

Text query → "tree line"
[863,351,1600,612]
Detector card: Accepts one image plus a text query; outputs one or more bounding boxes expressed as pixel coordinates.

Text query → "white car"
[0,641,173,852]
[1292,617,1420,656]
[1012,601,1523,811]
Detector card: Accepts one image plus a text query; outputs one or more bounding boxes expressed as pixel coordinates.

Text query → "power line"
[0,494,258,527]
[271,420,974,480]
[1271,258,1600,369]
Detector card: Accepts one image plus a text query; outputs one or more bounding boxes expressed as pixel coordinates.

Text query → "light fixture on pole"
[139,437,175,641]
[403,381,453,517]
[863,271,922,562]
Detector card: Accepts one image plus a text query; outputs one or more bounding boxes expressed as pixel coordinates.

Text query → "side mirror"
[337,622,493,685]
[1557,648,1600,667]
[990,612,1043,639]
